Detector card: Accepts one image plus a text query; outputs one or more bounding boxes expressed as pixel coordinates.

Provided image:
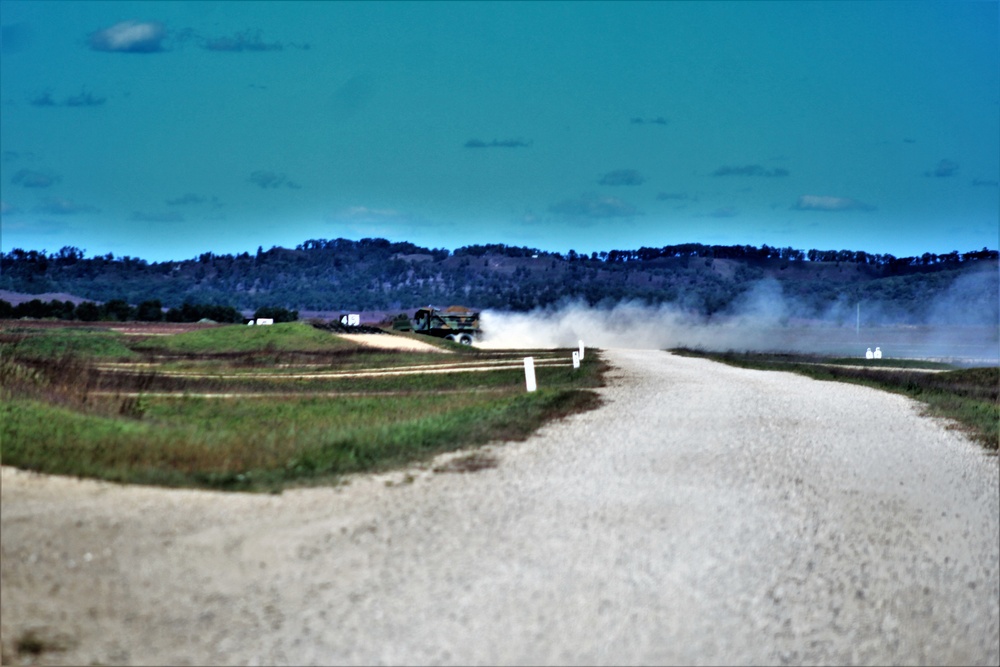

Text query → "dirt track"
[2,350,997,665]
[336,333,448,352]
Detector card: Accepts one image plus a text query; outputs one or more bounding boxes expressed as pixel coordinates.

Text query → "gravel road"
[2,349,998,665]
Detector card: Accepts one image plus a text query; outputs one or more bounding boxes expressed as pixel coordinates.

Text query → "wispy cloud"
[2,150,35,163]
[708,206,739,218]
[925,159,959,178]
[11,169,59,188]
[1,218,71,235]
[629,116,668,125]
[249,171,300,189]
[166,193,206,205]
[657,192,698,202]
[549,194,640,219]
[792,195,875,212]
[464,138,532,149]
[34,197,98,215]
[599,169,645,186]
[200,29,286,52]
[30,89,106,108]
[712,164,789,177]
[89,20,167,53]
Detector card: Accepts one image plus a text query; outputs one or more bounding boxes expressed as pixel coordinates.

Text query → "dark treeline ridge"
[0,298,299,324]
[1,239,997,321]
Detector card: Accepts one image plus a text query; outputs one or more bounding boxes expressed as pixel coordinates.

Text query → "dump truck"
[393,306,482,345]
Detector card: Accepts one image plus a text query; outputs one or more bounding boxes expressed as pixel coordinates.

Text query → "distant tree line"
[573,244,997,269]
[0,298,297,324]
[1,238,996,318]
[250,306,299,323]
[8,241,993,275]
[452,244,560,259]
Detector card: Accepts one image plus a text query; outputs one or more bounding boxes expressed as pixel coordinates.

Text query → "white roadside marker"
[578,340,585,361]
[572,351,580,369]
[524,357,537,392]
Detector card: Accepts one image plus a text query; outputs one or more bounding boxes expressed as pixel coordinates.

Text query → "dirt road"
[2,349,997,665]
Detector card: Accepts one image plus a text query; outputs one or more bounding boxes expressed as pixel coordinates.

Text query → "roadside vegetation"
[1,321,606,491]
[672,349,998,450]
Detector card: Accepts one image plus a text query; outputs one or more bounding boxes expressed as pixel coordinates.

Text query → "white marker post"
[524,356,537,392]
[572,350,580,369]
[578,340,585,361]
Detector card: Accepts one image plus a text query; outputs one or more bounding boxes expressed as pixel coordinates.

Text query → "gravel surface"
[2,349,998,665]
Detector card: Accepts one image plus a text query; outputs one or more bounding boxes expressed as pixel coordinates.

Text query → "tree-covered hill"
[1,239,996,324]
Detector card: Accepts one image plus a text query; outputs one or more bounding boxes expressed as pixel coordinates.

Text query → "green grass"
[1,321,607,491]
[89,359,599,396]
[0,326,136,359]
[672,348,999,450]
[132,321,360,354]
[766,355,959,371]
[1,387,600,492]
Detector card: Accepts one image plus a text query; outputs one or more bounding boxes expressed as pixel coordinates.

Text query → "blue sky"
[1,0,998,262]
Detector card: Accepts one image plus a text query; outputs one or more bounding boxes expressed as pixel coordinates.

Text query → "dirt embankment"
[336,333,449,353]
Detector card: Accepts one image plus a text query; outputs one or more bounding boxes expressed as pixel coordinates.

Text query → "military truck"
[393,306,482,345]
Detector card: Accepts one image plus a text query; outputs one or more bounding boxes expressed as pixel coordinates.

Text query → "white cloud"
[792,195,875,212]
[89,21,166,53]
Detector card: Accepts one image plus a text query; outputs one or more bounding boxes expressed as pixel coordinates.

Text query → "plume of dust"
[476,267,999,363]
[477,297,792,352]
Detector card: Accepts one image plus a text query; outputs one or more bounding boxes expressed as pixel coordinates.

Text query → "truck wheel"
[457,333,474,345]
[445,334,457,342]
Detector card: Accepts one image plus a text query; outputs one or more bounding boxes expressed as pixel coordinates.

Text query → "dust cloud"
[477,270,999,364]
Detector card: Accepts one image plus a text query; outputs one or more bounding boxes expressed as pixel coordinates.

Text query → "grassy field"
[672,348,998,451]
[133,320,361,354]
[1,322,606,491]
[0,324,138,359]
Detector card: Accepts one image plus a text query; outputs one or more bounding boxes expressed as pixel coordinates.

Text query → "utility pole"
[856,302,860,337]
